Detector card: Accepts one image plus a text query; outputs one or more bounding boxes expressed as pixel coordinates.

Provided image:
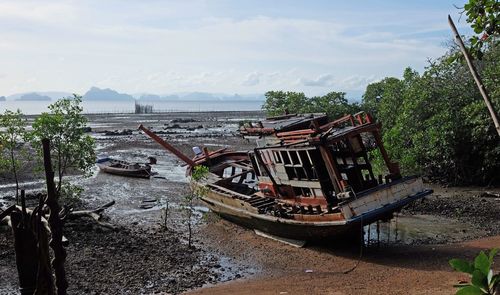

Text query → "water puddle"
[364,213,482,245]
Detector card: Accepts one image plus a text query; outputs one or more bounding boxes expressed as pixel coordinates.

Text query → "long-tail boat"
[139,111,432,244]
[97,157,152,178]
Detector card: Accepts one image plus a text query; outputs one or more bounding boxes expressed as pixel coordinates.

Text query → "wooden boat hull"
[199,178,432,242]
[96,158,151,178]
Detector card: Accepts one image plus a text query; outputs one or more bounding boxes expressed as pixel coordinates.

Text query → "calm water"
[0,100,264,115]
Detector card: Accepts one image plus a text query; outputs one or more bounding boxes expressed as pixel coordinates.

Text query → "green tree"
[184,165,210,248]
[262,91,308,116]
[361,45,500,184]
[308,91,360,119]
[0,109,29,202]
[461,0,499,58]
[31,95,95,196]
[262,90,359,119]
[362,76,404,127]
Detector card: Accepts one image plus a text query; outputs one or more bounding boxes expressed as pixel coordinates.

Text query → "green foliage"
[262,90,360,119]
[59,181,84,208]
[183,165,210,247]
[450,248,499,294]
[462,0,499,58]
[31,95,96,195]
[192,165,210,182]
[262,91,308,116]
[0,109,30,199]
[362,45,500,184]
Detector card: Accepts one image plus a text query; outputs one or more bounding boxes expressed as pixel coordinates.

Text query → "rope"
[341,188,364,274]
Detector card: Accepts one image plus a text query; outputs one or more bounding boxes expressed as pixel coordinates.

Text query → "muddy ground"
[1,111,499,294]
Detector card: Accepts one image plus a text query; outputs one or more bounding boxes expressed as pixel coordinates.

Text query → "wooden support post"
[318,146,342,193]
[203,147,212,166]
[42,138,68,295]
[373,131,400,176]
[448,15,500,136]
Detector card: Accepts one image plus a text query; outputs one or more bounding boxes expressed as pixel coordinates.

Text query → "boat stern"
[340,177,432,223]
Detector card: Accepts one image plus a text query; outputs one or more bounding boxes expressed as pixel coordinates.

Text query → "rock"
[171,118,198,123]
[104,129,133,136]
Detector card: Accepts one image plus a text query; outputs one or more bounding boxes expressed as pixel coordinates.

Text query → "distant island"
[6,87,265,102]
[17,93,52,101]
[139,94,179,101]
[138,92,264,101]
[83,87,135,101]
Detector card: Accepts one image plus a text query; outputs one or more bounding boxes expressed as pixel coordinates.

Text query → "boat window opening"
[293,187,312,198]
[296,167,307,180]
[303,187,312,197]
[298,150,314,180]
[273,151,282,163]
[344,157,354,165]
[255,152,269,177]
[313,188,324,197]
[285,166,297,179]
[349,136,363,153]
[249,153,262,177]
[290,151,301,165]
[281,151,291,165]
[263,151,271,164]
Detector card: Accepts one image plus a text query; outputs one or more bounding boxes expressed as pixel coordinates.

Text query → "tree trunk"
[42,139,68,295]
[10,149,19,204]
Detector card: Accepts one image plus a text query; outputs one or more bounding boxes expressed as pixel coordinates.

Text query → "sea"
[0,100,264,115]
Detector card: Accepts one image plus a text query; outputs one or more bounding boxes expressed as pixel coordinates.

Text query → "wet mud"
[1,111,499,294]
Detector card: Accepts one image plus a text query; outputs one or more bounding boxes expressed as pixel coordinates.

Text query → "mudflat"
[0,112,498,294]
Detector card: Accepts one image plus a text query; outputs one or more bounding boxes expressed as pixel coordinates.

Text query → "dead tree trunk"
[7,197,54,295]
[42,138,68,295]
[10,210,38,295]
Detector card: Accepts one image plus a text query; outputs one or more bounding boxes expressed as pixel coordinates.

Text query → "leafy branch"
[450,248,499,294]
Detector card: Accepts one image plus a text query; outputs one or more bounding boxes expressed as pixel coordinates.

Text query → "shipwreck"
[139,111,433,244]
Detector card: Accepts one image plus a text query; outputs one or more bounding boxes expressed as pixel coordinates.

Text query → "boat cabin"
[240,112,401,206]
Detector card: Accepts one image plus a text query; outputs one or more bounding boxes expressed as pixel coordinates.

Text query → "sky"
[0,0,473,99]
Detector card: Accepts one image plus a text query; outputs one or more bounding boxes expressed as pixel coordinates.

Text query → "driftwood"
[66,200,116,229]
[0,205,17,223]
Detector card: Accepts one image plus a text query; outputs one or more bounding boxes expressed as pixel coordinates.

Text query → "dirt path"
[189,219,500,295]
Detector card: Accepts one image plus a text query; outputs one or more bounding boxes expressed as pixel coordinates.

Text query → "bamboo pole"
[448,15,500,136]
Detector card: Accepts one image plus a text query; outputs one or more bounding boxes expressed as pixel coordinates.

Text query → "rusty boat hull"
[139,112,434,243]
[197,172,432,242]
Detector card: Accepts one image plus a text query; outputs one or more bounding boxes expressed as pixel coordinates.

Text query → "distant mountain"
[83,87,135,101]
[5,88,264,102]
[8,91,72,101]
[180,92,217,100]
[223,93,265,101]
[0,96,5,101]
[17,93,52,101]
[139,94,180,101]
[137,92,264,101]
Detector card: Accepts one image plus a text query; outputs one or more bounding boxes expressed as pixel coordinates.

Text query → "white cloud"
[242,72,261,86]
[0,1,456,97]
[299,74,335,87]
